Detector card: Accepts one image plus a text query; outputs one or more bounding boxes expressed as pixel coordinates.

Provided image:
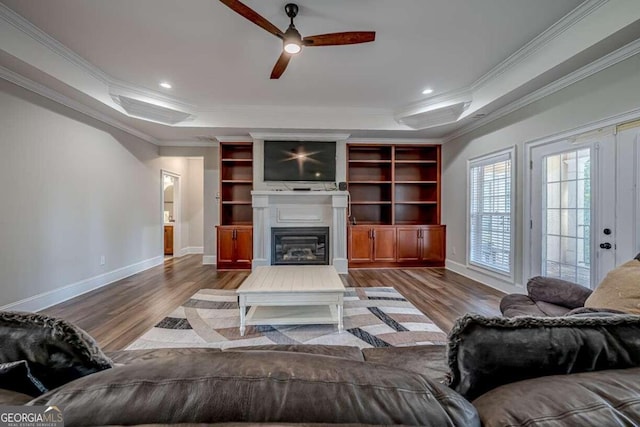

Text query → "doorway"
[161,171,180,258]
[528,133,616,288]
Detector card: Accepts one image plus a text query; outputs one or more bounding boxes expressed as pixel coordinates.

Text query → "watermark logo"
[0,406,63,427]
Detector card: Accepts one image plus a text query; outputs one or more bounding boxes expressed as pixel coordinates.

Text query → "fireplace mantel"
[252,190,349,273]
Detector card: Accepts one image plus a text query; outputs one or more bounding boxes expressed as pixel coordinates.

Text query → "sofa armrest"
[446,314,640,400]
[527,276,592,309]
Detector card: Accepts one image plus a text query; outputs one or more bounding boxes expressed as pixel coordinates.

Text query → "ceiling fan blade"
[270,52,292,79]
[303,31,376,47]
[219,0,283,39]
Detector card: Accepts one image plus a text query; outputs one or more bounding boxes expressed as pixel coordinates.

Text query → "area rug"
[126,287,447,350]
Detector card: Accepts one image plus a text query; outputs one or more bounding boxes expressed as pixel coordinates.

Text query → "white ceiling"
[1,0,640,143]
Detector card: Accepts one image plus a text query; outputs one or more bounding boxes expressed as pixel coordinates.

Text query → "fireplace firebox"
[271,227,329,265]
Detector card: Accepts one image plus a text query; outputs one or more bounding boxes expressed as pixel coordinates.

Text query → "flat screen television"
[263,140,336,182]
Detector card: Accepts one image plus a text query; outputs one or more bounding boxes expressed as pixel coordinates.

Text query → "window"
[468,148,515,276]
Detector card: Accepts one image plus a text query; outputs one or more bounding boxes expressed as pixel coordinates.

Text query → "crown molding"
[347,138,442,144]
[155,139,219,147]
[0,66,157,144]
[471,0,609,89]
[214,136,252,143]
[394,0,610,130]
[0,3,197,118]
[0,2,109,83]
[443,37,640,142]
[394,88,473,120]
[249,132,351,141]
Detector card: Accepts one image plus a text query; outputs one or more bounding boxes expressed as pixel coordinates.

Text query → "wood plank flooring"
[41,255,504,351]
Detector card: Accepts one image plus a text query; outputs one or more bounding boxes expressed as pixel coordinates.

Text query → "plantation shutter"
[469,151,513,275]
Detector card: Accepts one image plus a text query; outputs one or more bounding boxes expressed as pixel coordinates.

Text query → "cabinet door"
[164,226,173,255]
[235,227,253,266]
[372,227,396,262]
[396,227,421,262]
[348,227,373,262]
[217,227,236,264]
[421,226,445,262]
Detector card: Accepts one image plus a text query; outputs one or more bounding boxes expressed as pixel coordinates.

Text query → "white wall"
[442,54,640,293]
[0,80,210,310]
[0,79,165,309]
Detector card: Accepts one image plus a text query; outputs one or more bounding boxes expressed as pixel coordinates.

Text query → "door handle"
[233,229,237,240]
[372,229,375,240]
[599,242,612,249]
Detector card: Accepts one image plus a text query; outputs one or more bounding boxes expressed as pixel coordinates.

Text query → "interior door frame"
[522,108,640,287]
[161,170,181,257]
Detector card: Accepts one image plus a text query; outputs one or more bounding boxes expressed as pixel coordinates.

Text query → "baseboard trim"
[0,255,164,312]
[202,255,216,265]
[445,259,524,295]
[178,246,204,256]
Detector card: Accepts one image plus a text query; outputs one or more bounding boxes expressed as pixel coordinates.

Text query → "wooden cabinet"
[216,226,253,269]
[396,225,446,265]
[218,142,253,269]
[347,144,445,267]
[164,225,174,255]
[348,226,396,265]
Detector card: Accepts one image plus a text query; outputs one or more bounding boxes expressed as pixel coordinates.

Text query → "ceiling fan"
[219,0,376,79]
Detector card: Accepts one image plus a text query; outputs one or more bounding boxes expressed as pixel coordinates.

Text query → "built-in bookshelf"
[346,143,444,267]
[347,144,440,225]
[220,142,253,226]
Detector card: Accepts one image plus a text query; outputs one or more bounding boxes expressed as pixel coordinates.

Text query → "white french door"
[529,134,616,288]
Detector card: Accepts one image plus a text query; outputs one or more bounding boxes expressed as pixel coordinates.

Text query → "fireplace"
[271,227,329,265]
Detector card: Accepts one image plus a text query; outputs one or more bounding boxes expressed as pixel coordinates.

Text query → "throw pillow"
[0,311,113,391]
[584,259,640,314]
[446,313,640,400]
[0,360,47,396]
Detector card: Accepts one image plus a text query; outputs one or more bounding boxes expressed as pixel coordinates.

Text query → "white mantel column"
[332,193,349,273]
[252,194,270,269]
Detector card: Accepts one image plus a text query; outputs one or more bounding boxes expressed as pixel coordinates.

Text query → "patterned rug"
[126,287,447,350]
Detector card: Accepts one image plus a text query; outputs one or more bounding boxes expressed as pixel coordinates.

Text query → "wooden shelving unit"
[346,144,445,267]
[217,142,253,269]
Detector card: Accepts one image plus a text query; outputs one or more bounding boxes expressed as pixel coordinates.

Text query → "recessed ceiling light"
[159,82,172,89]
[422,88,433,95]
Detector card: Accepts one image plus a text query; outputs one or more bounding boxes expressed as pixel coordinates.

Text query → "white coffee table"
[236,265,345,336]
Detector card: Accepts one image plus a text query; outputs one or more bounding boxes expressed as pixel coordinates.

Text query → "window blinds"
[469,151,513,274]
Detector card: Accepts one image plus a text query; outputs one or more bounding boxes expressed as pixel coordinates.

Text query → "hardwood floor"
[41,255,504,351]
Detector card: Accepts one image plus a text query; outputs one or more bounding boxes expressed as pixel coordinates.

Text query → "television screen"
[264,141,336,182]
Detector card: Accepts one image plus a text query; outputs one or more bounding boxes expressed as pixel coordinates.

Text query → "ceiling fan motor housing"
[285,3,299,19]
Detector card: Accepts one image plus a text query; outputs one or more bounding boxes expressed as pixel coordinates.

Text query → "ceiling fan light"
[284,41,301,54]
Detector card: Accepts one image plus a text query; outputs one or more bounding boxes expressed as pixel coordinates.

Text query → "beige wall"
[441,54,640,292]
[187,158,204,248]
[0,80,209,309]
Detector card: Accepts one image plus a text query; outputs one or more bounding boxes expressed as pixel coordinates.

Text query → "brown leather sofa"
[2,312,640,426]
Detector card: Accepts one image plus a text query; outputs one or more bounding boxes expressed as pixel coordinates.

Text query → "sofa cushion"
[0,311,112,391]
[473,367,640,427]
[29,351,480,427]
[585,259,640,314]
[500,294,573,317]
[224,344,365,361]
[362,345,448,382]
[0,388,33,405]
[106,347,221,365]
[446,314,640,400]
[0,360,47,396]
